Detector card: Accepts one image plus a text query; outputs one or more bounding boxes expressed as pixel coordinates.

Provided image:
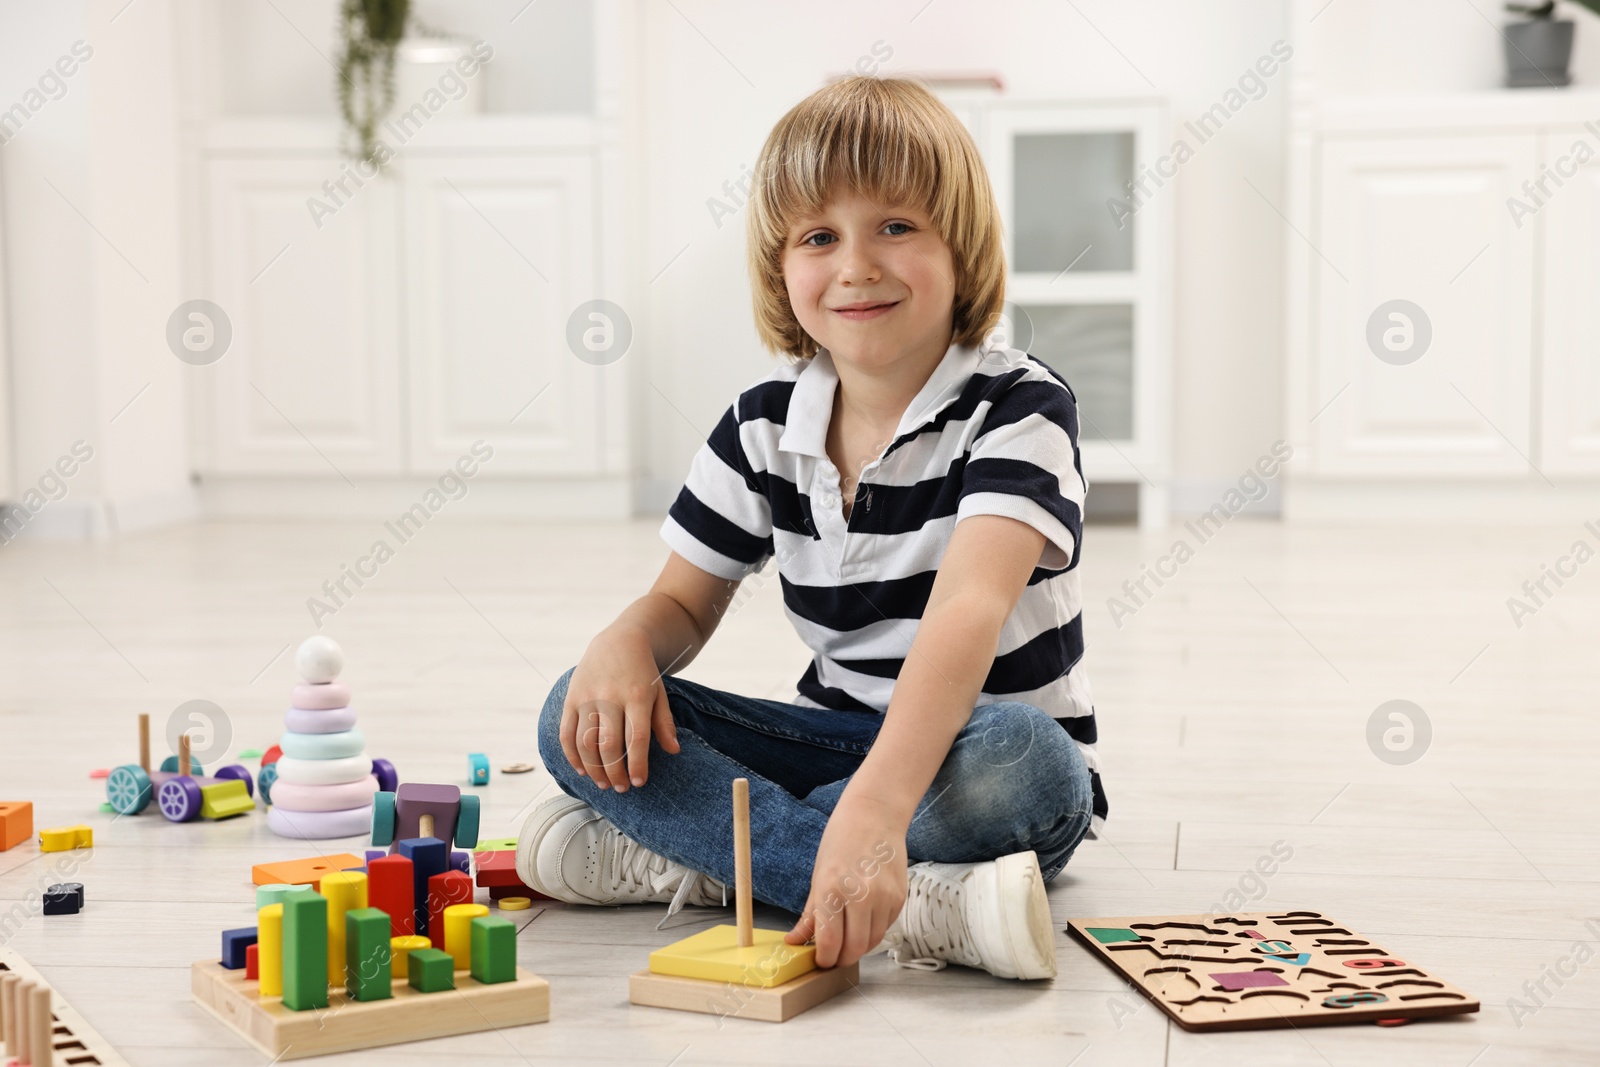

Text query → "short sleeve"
[954,377,1086,571]
[659,401,775,580]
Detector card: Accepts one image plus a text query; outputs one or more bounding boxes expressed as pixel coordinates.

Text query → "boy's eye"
[801,232,835,248]
[884,221,912,236]
[800,222,912,247]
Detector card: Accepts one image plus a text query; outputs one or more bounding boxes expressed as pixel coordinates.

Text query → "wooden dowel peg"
[30,983,52,1067]
[13,979,28,1065]
[138,713,150,774]
[418,813,434,840]
[733,777,752,949]
[178,732,191,777]
[1,972,17,1056]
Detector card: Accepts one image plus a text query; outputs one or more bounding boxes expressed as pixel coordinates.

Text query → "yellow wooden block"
[443,904,489,971]
[38,825,91,852]
[258,904,284,999]
[389,935,431,979]
[647,925,815,988]
[321,872,368,986]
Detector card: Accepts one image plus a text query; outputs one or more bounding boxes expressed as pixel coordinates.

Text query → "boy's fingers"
[558,706,586,777]
[577,704,613,788]
[651,685,680,755]
[839,900,872,968]
[812,902,842,968]
[594,700,628,789]
[625,700,653,788]
[785,898,816,945]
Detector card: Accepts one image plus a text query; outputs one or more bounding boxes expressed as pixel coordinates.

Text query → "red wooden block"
[472,850,527,888]
[245,943,259,980]
[426,870,474,949]
[367,853,416,938]
[0,802,32,852]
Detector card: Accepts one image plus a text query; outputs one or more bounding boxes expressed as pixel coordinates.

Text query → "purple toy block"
[397,836,448,938]
[393,783,460,849]
[449,850,470,874]
[366,849,386,864]
[221,926,259,970]
[1210,970,1289,991]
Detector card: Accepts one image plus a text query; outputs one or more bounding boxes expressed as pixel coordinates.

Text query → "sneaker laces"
[594,821,727,927]
[885,866,975,973]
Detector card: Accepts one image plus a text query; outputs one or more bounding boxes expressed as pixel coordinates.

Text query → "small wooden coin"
[499,762,536,774]
[497,897,533,910]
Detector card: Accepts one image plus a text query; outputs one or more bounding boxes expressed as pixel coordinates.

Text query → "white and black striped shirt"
[661,342,1106,832]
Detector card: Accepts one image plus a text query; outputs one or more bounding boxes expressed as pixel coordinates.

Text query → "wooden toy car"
[105,715,257,823]
[370,782,480,852]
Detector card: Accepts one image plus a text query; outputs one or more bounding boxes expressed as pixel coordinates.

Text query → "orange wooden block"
[252,853,364,891]
[0,802,33,852]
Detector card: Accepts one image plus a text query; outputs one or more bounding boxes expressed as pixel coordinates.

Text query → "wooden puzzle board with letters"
[1068,910,1479,1032]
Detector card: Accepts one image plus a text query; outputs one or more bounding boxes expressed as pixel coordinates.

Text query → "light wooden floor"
[0,515,1595,1066]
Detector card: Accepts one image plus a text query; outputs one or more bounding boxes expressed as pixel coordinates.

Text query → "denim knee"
[537,666,578,787]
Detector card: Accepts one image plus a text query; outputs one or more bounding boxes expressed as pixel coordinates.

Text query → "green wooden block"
[344,907,393,1001]
[407,947,455,993]
[282,891,329,1010]
[469,915,516,985]
[473,837,518,852]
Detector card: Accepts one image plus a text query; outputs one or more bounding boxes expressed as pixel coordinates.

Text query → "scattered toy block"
[38,823,92,852]
[89,767,110,778]
[366,853,416,937]
[252,853,363,891]
[200,780,255,820]
[397,837,447,938]
[344,908,393,1002]
[470,915,516,985]
[389,935,431,979]
[221,927,258,970]
[407,947,455,993]
[468,753,489,785]
[43,882,84,916]
[443,903,489,970]
[258,903,284,998]
[320,872,368,986]
[281,890,329,1011]
[450,849,470,874]
[427,870,474,949]
[473,849,528,888]
[245,943,259,980]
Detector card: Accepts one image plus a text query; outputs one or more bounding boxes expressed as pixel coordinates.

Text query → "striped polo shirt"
[660,341,1106,833]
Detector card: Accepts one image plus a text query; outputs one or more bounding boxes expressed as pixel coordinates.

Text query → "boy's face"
[781,185,955,374]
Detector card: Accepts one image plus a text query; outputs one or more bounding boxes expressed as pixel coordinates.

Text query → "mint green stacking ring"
[278,727,366,760]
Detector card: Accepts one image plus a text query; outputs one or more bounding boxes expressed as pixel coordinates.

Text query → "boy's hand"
[559,626,680,792]
[785,794,907,969]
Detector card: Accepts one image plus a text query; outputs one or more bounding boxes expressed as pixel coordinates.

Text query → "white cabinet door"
[402,153,599,474]
[1538,128,1600,475]
[1314,135,1536,476]
[203,158,403,474]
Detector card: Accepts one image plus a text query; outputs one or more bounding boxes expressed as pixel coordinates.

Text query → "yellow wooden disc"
[497,896,533,910]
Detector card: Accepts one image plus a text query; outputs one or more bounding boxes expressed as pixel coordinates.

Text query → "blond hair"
[746,76,1006,360]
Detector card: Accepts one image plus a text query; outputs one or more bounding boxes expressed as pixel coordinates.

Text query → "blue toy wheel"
[214,764,254,798]
[159,754,204,775]
[371,791,396,847]
[257,762,279,806]
[454,793,479,849]
[107,765,152,815]
[157,777,204,822]
[370,757,398,793]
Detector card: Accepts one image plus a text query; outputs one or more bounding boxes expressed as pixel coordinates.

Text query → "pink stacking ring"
[284,705,357,734]
[268,777,378,812]
[292,682,351,710]
[266,804,371,840]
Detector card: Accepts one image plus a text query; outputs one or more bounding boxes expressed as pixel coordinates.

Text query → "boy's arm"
[565,551,746,790]
[789,512,1049,966]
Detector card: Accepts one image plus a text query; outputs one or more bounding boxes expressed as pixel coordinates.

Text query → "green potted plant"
[1504,0,1600,87]
[337,0,409,165]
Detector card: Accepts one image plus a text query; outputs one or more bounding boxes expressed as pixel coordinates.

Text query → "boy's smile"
[780,185,955,377]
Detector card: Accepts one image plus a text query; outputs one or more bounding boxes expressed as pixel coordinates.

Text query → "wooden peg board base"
[629,961,858,1023]
[190,959,549,1059]
[0,946,132,1066]
[1068,910,1479,1032]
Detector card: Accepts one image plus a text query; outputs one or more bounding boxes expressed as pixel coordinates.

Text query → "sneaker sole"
[515,792,592,900]
[992,850,1058,979]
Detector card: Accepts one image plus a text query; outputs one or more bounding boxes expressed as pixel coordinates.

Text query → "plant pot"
[392,39,486,119]
[1504,18,1574,88]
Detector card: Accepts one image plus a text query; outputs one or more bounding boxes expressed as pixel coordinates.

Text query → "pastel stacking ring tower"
[266,636,398,840]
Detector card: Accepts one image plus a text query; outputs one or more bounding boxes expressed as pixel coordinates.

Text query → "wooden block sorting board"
[191,959,549,1059]
[629,961,859,1023]
[1068,910,1479,1032]
[0,946,132,1066]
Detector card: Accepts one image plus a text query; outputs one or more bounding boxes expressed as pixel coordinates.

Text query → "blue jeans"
[537,667,1095,915]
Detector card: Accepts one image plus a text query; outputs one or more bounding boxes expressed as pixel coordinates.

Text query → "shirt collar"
[777,341,983,459]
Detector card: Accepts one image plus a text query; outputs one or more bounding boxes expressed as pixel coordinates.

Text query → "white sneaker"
[881,850,1057,980]
[516,793,727,922]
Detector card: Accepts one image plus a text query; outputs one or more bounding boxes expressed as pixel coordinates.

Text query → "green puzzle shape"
[1086,927,1143,944]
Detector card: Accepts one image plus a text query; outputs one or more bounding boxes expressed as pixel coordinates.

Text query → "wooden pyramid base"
[629,961,858,1023]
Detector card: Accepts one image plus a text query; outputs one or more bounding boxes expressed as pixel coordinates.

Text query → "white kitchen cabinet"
[401,153,599,474]
[1312,134,1536,477]
[202,157,405,474]
[1538,126,1600,476]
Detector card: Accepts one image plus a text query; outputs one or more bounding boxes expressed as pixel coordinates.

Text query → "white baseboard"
[1286,478,1600,524]
[198,474,635,520]
[106,487,201,535]
[1169,477,1284,519]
